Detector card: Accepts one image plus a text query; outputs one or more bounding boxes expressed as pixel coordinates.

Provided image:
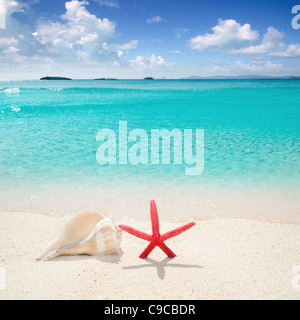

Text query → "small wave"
[11,106,21,112]
[49,88,63,91]
[4,88,20,94]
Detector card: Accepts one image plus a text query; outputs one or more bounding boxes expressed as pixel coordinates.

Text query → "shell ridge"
[81,218,111,244]
[38,210,122,260]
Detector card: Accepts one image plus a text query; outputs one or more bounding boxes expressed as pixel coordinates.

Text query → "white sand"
[0,211,300,300]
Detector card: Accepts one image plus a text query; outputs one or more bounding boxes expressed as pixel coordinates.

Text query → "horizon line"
[1,75,300,81]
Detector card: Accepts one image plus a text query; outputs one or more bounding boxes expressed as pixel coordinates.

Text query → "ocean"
[0,79,299,223]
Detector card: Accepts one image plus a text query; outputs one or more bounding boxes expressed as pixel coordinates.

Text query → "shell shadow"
[95,249,124,264]
[47,250,124,264]
[122,257,203,280]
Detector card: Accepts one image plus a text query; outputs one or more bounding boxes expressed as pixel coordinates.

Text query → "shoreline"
[1,211,299,300]
[1,185,299,225]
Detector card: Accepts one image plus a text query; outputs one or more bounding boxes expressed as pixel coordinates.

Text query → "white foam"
[11,106,20,112]
[4,88,20,94]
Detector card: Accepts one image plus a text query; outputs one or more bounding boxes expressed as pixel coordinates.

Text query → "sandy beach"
[1,0,300,304]
[0,211,299,300]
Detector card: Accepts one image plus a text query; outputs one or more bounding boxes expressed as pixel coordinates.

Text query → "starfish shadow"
[122,257,203,280]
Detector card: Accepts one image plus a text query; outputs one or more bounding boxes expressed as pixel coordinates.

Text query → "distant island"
[180,75,300,80]
[40,76,72,80]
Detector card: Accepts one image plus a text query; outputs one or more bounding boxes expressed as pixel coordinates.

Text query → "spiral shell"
[37,208,122,261]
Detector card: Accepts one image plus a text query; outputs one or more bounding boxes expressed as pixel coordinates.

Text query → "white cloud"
[232,27,284,54]
[271,44,300,58]
[147,16,165,24]
[101,39,139,58]
[198,23,300,58]
[0,1,174,79]
[0,0,41,57]
[175,28,189,39]
[205,58,283,75]
[33,0,119,63]
[236,26,300,57]
[3,45,19,54]
[190,19,259,52]
[0,0,6,29]
[93,0,119,8]
[235,59,283,71]
[206,65,230,73]
[170,49,184,56]
[115,39,139,51]
[30,0,139,65]
[130,54,172,70]
[0,0,144,78]
[0,37,18,46]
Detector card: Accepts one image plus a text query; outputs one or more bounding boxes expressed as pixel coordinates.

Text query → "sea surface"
[0,80,299,222]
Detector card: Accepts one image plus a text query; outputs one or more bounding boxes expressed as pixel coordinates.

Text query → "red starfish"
[119,200,196,258]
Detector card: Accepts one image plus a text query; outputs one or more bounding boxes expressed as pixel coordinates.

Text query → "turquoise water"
[0,80,299,219]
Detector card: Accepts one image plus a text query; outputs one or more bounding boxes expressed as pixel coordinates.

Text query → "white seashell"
[37,208,122,261]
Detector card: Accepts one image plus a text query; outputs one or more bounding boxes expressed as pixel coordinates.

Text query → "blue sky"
[0,0,300,79]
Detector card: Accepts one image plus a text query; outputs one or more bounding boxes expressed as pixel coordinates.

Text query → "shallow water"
[0,80,299,222]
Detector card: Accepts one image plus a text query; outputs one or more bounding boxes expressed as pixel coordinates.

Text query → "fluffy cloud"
[0,37,18,46]
[190,20,300,58]
[0,0,6,29]
[175,28,190,39]
[234,59,283,71]
[233,27,284,54]
[233,27,300,57]
[115,39,139,51]
[205,58,283,75]
[147,16,165,24]
[93,0,119,8]
[0,0,139,66]
[271,44,300,58]
[0,0,174,78]
[0,0,41,57]
[130,54,172,69]
[206,65,230,73]
[190,19,259,52]
[102,39,139,58]
[35,0,118,61]
[170,49,184,55]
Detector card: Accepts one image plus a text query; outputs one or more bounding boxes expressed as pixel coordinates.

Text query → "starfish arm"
[158,242,177,258]
[150,200,160,236]
[161,222,196,241]
[119,225,152,241]
[139,242,157,259]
